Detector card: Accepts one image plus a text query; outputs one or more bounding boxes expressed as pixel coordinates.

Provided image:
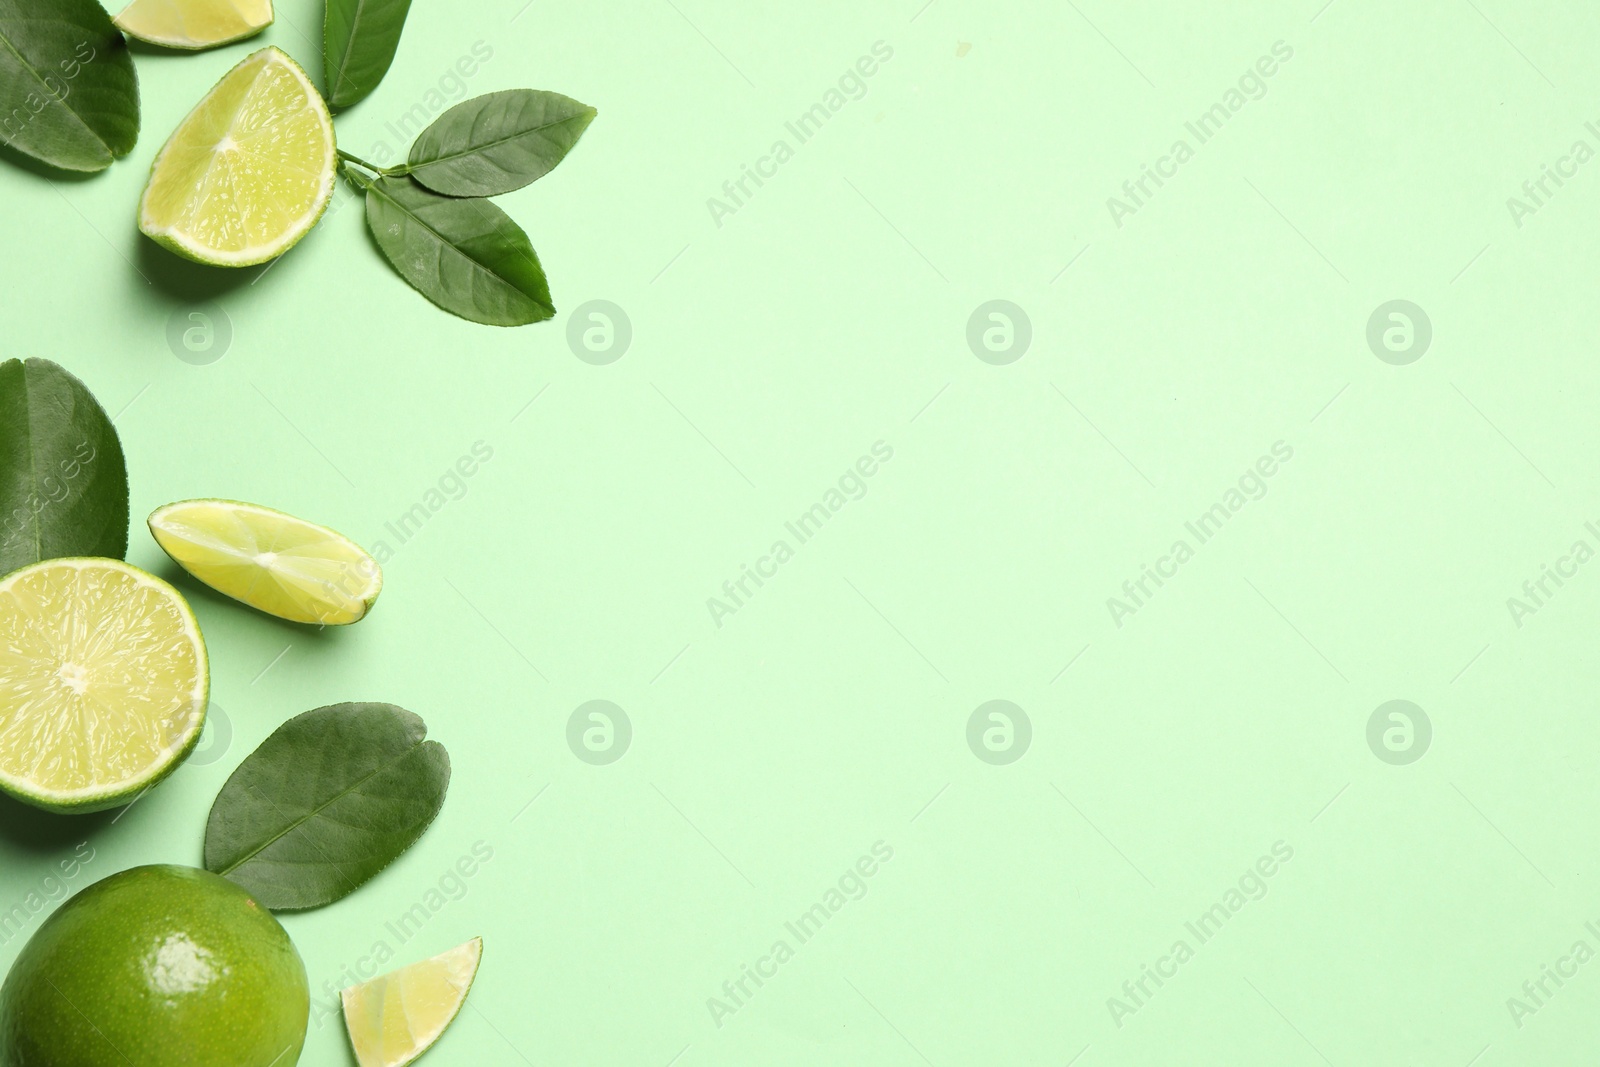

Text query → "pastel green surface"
[1,0,1596,1063]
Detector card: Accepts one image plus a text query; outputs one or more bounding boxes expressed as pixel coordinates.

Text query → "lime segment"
[114,0,274,50]
[149,499,382,625]
[0,558,208,813]
[138,46,335,267]
[342,938,482,1067]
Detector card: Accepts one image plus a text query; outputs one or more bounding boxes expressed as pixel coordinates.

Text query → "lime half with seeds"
[342,938,482,1067]
[139,46,335,267]
[114,0,274,50]
[0,558,208,814]
[149,499,382,626]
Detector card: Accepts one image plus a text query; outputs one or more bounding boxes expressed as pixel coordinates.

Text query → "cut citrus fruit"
[0,558,209,814]
[342,937,482,1067]
[114,0,274,50]
[149,499,382,625]
[138,46,335,267]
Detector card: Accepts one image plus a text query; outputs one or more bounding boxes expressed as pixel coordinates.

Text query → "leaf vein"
[215,742,430,876]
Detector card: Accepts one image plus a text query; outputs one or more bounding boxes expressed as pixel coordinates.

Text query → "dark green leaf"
[204,702,451,911]
[0,358,128,577]
[364,175,554,326]
[323,0,412,109]
[407,89,596,198]
[0,0,139,172]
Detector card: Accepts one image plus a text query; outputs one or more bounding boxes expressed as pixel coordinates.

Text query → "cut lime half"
[114,0,274,50]
[139,46,335,267]
[342,938,482,1067]
[149,499,382,626]
[0,559,209,814]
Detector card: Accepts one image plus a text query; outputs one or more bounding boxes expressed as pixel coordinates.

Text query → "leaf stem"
[335,148,381,172]
[337,149,409,179]
[338,159,374,192]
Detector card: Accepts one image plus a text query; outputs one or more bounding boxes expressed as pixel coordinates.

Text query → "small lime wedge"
[149,499,382,625]
[139,46,335,267]
[0,558,209,813]
[342,938,482,1067]
[114,0,274,50]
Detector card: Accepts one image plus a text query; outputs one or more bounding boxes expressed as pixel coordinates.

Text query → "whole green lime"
[0,865,308,1066]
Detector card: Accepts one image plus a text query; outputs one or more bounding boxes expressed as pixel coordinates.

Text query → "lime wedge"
[342,938,482,1067]
[138,46,335,267]
[0,559,209,814]
[149,499,382,626]
[114,0,274,50]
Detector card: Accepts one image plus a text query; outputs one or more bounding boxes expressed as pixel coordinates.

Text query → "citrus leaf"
[204,702,452,911]
[0,0,139,172]
[0,358,128,577]
[364,175,554,326]
[407,89,597,198]
[323,0,411,109]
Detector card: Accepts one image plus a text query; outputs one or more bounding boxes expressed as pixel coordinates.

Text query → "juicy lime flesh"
[140,47,334,265]
[343,938,481,1067]
[151,500,381,625]
[0,560,206,811]
[0,865,308,1067]
[115,0,273,48]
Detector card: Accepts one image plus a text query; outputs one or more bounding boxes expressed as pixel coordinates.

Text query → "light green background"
[2,0,1597,1062]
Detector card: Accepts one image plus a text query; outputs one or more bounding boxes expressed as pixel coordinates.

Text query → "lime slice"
[138,46,335,267]
[114,0,274,50]
[149,499,382,626]
[0,559,208,814]
[342,938,482,1067]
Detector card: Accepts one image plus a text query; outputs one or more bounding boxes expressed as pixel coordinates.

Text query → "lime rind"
[0,558,209,814]
[0,866,309,1066]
